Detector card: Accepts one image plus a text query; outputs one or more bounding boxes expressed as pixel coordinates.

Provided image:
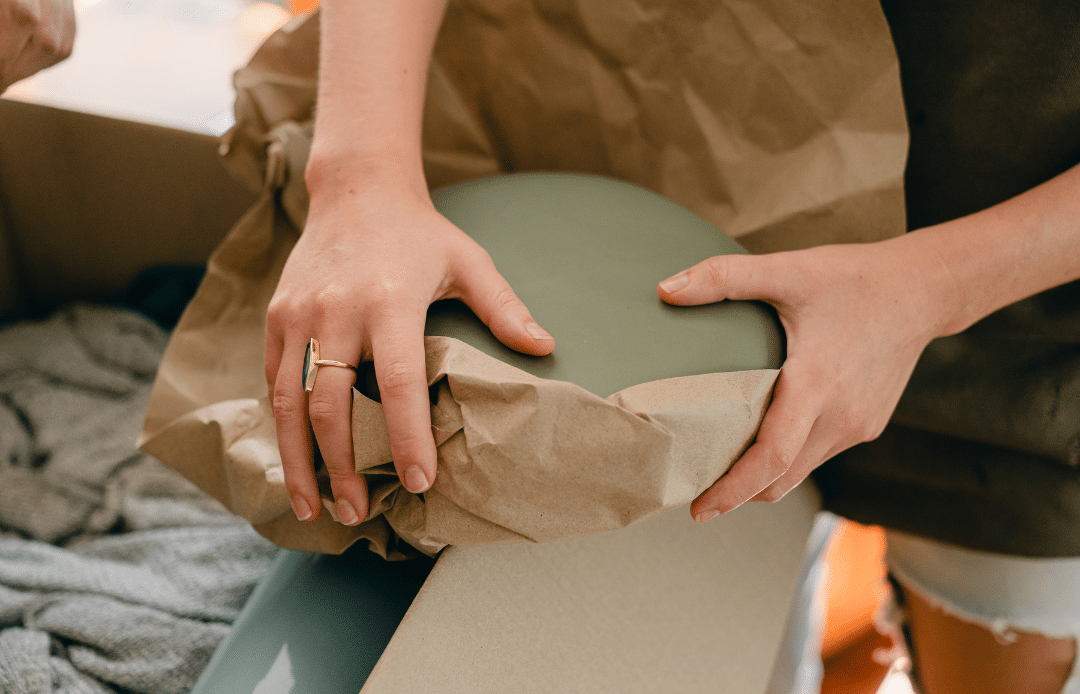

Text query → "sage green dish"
[424,173,782,396]
[191,173,782,694]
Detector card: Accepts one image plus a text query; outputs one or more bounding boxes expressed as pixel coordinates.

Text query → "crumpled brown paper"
[351,340,778,556]
[140,0,907,557]
[217,1,909,250]
[425,0,909,253]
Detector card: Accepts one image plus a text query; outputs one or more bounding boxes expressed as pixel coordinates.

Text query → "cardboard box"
[0,98,255,320]
[0,97,820,693]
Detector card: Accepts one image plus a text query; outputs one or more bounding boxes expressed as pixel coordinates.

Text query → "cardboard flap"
[361,483,821,693]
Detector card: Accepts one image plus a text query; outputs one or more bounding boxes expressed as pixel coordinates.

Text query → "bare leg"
[903,584,1076,694]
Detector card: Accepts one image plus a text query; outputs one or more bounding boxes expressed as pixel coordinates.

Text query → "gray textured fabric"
[0,305,278,694]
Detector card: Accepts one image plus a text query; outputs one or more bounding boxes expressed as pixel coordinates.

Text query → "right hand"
[0,0,75,93]
[266,174,555,526]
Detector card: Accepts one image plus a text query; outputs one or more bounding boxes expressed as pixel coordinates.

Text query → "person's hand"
[266,178,555,526]
[0,0,75,94]
[658,236,950,522]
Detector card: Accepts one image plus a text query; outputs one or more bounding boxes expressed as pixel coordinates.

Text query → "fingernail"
[337,499,359,526]
[659,272,690,294]
[291,495,313,522]
[404,465,429,493]
[526,322,553,341]
[694,509,720,524]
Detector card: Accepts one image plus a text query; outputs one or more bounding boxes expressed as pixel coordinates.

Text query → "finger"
[371,317,437,494]
[272,338,321,523]
[457,252,555,357]
[747,469,807,505]
[746,424,837,504]
[657,253,786,307]
[689,370,817,521]
[308,339,369,526]
[50,0,77,61]
[264,312,285,401]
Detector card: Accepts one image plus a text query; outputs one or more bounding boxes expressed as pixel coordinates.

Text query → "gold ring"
[303,338,357,392]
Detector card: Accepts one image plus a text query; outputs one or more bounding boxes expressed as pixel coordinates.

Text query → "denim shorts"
[766,512,1080,694]
[885,529,1080,694]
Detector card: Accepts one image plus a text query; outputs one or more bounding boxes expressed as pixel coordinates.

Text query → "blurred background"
[5,0,317,134]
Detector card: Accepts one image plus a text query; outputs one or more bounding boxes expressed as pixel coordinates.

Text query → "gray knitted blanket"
[0,305,277,694]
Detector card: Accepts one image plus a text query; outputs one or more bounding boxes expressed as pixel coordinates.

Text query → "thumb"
[657,253,782,307]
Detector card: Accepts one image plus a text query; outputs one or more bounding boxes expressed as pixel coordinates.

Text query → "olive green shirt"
[814,0,1080,556]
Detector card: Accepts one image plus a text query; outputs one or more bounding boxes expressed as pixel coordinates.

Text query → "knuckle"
[366,289,426,327]
[266,294,298,329]
[311,286,350,320]
[393,430,428,456]
[706,484,743,514]
[326,467,359,487]
[757,485,787,503]
[271,390,302,419]
[306,392,343,428]
[701,256,729,288]
[491,285,524,315]
[283,478,312,500]
[269,286,355,327]
[363,282,393,307]
[364,280,407,309]
[265,299,284,326]
[762,445,797,475]
[378,360,422,395]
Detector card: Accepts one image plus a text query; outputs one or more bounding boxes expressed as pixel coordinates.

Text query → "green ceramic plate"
[425,173,783,397]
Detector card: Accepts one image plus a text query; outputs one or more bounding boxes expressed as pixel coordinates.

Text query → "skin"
[265,0,553,527]
[0,0,75,94]
[268,1,1080,687]
[662,162,1080,522]
[903,584,1076,694]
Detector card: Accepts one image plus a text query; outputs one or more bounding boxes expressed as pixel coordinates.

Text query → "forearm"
[899,162,1080,337]
[305,0,449,200]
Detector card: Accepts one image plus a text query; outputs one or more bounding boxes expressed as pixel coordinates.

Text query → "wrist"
[895,220,1017,339]
[305,147,430,205]
[880,231,967,342]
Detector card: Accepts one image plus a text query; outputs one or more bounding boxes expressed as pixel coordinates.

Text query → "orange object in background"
[821,520,895,694]
[824,520,890,656]
[289,0,319,13]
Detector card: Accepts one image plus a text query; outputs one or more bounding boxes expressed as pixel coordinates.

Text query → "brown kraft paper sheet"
[140,0,907,557]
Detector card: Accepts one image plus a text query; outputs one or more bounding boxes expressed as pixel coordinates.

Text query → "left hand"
[0,0,75,94]
[658,236,950,522]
